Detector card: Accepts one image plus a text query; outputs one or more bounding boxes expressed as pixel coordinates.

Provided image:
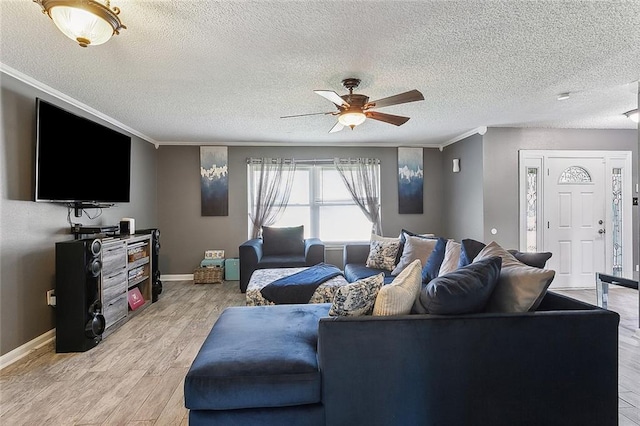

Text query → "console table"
[595,272,639,330]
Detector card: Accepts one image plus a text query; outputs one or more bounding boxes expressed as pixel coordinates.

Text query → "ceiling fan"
[281,78,425,133]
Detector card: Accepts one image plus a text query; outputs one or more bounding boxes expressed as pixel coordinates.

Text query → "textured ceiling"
[1,0,639,147]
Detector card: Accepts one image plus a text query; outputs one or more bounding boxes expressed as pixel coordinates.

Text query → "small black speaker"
[119,220,131,235]
[137,228,162,302]
[55,238,106,353]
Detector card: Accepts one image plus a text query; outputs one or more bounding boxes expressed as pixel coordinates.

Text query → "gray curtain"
[334,158,383,235]
[248,158,297,239]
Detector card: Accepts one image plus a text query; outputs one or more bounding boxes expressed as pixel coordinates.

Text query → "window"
[248,163,377,242]
[526,167,538,252]
[558,166,592,183]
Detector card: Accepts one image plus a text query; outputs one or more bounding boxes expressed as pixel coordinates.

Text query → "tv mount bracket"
[68,202,115,218]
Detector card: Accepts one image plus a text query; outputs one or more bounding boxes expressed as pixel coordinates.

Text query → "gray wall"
[482,127,638,276]
[441,134,484,241]
[157,146,444,274]
[2,72,637,357]
[0,74,158,356]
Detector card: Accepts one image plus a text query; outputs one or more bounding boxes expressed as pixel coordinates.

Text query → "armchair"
[239,226,325,292]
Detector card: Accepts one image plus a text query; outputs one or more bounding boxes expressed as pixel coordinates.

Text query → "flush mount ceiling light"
[557,93,570,101]
[623,109,639,123]
[34,0,126,47]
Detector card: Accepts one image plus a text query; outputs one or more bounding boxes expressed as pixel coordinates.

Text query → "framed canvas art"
[200,146,229,216]
[397,147,423,214]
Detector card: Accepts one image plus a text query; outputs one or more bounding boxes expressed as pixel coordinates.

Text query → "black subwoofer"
[138,228,162,302]
[55,238,105,353]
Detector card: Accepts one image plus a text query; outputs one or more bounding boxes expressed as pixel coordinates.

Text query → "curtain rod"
[246,158,380,165]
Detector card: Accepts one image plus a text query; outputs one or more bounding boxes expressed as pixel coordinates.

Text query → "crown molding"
[438,126,487,151]
[0,62,157,146]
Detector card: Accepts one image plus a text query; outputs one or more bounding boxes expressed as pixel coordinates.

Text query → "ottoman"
[184,303,331,425]
[245,267,349,306]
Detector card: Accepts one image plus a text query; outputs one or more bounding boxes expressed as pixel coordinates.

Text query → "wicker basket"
[194,266,224,284]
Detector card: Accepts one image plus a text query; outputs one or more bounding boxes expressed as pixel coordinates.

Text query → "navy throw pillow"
[418,256,502,315]
[458,239,486,268]
[421,237,448,284]
[262,225,304,256]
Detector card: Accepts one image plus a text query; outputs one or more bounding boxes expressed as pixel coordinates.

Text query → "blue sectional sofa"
[184,292,620,425]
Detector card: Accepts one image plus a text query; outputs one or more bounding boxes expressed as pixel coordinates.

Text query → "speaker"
[55,238,106,353]
[137,228,162,302]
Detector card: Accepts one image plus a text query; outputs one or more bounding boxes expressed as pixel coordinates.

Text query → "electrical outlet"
[46,290,56,307]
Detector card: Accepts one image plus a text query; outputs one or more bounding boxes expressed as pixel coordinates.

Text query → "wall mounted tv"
[34,98,132,207]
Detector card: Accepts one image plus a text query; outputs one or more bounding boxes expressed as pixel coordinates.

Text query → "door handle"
[598,229,606,234]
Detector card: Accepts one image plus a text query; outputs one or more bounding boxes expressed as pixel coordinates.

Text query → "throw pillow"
[418,256,502,315]
[391,235,438,276]
[366,240,400,271]
[329,273,384,316]
[400,229,436,241]
[421,237,448,284]
[458,239,486,268]
[507,249,553,269]
[370,233,400,243]
[474,241,555,313]
[374,259,422,316]
[437,240,461,276]
[371,233,404,265]
[261,225,304,256]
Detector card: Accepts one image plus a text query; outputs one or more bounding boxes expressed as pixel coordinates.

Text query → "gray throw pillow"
[418,256,502,315]
[262,225,304,256]
[475,241,555,313]
[391,235,438,276]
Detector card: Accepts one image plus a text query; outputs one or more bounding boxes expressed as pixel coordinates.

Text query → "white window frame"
[247,162,379,243]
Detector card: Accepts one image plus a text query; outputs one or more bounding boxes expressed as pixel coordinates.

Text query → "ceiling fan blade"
[314,90,350,108]
[329,122,344,133]
[365,111,410,126]
[367,89,424,109]
[280,111,335,119]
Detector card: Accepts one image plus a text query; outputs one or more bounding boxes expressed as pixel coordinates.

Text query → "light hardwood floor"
[0,281,638,425]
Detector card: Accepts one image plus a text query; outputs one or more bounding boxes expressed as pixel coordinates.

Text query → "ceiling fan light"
[35,0,125,47]
[623,109,639,123]
[338,111,366,128]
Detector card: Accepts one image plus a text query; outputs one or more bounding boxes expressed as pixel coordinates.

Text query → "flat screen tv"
[35,98,132,204]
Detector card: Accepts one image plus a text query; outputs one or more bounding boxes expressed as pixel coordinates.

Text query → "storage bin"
[224,258,240,281]
[194,266,224,284]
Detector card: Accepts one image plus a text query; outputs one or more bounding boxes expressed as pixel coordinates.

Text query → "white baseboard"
[0,329,55,370]
[161,274,194,281]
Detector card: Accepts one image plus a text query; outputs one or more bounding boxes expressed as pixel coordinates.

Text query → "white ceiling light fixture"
[338,110,367,129]
[557,93,570,101]
[623,109,639,123]
[34,0,126,47]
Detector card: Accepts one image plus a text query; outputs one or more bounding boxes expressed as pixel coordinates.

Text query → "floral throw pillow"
[365,240,400,271]
[329,273,384,316]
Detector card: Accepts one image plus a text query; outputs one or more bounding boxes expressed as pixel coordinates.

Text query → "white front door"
[544,157,606,288]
